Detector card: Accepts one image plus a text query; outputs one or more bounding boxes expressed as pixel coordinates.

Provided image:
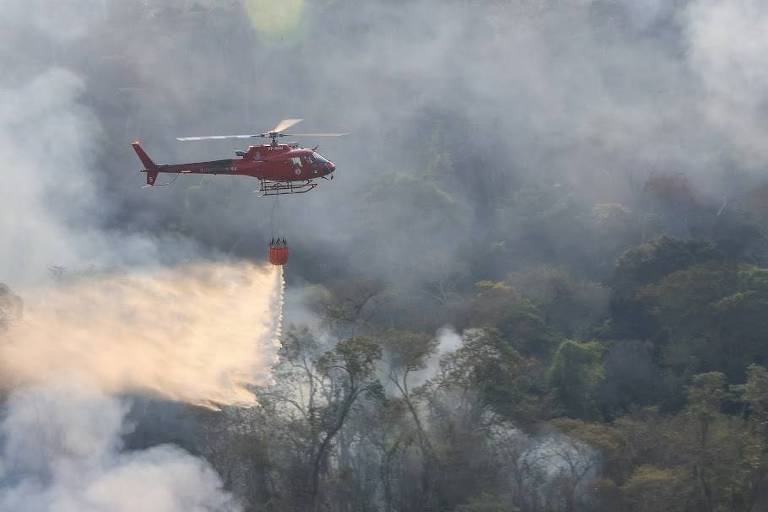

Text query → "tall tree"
[549,340,604,420]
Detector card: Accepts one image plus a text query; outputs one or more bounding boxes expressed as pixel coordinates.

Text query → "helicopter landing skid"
[257,179,318,196]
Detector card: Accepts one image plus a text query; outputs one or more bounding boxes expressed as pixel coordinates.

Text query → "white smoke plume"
[1,261,284,407]
[0,66,203,288]
[0,2,292,508]
[0,381,241,512]
[686,0,768,165]
[408,326,463,387]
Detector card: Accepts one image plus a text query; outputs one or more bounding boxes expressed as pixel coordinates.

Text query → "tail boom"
[132,141,160,186]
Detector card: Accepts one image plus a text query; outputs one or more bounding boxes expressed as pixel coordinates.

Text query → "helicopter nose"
[327,162,336,174]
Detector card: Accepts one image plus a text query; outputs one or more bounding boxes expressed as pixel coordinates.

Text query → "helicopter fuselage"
[139,143,335,183]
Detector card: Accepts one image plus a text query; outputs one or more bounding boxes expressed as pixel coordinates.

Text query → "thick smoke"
[1,261,284,407]
[2,0,768,508]
[4,0,768,286]
[0,382,240,512]
[16,0,752,292]
[0,69,102,284]
[686,0,768,165]
[0,41,200,287]
[0,3,290,509]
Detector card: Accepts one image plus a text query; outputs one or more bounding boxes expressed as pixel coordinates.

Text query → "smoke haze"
[3,0,768,287]
[3,0,768,510]
[0,382,240,512]
[23,0,756,289]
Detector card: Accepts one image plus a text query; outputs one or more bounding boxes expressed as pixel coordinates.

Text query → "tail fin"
[132,141,159,186]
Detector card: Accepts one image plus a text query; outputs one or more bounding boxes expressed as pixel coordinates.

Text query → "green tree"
[304,279,386,337]
[681,372,752,512]
[312,335,383,508]
[256,328,383,511]
[745,364,768,432]
[380,330,438,397]
[743,365,768,509]
[379,329,439,502]
[621,465,692,512]
[610,236,720,338]
[463,281,560,359]
[638,263,768,380]
[614,237,719,293]
[440,328,550,426]
[507,266,609,338]
[549,340,604,420]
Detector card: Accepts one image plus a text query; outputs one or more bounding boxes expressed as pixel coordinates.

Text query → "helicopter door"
[301,155,319,175]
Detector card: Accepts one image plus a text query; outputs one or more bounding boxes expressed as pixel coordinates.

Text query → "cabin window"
[312,152,330,164]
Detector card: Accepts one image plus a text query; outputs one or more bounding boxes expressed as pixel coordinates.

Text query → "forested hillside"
[177,193,768,512]
[3,0,768,511]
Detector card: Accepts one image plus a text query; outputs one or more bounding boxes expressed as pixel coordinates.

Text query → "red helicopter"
[131,119,347,195]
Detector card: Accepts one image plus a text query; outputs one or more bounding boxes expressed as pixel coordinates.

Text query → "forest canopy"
[3,0,768,511]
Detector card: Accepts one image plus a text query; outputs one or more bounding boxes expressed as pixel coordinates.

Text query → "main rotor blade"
[283,132,350,137]
[176,134,261,141]
[271,118,303,133]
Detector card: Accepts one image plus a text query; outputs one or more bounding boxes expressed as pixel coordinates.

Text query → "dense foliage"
[174,167,768,512]
[5,1,768,511]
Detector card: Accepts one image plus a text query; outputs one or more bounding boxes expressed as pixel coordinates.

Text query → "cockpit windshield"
[312,152,330,164]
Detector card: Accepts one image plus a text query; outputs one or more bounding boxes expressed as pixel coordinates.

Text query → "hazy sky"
[1,0,766,287]
[0,2,765,509]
